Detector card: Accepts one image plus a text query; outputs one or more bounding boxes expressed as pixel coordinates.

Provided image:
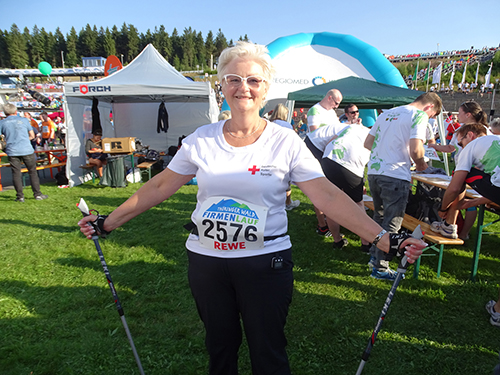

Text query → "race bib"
[196,197,268,251]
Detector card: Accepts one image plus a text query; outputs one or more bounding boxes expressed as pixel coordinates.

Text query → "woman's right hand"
[78,215,98,239]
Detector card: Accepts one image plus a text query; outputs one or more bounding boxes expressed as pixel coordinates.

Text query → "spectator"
[269,103,299,211]
[431,123,499,239]
[321,106,372,250]
[218,110,231,121]
[304,89,344,236]
[0,103,48,202]
[85,130,108,178]
[40,111,56,147]
[364,92,442,280]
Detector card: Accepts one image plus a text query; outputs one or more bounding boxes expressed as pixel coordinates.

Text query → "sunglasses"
[348,110,359,114]
[223,74,266,88]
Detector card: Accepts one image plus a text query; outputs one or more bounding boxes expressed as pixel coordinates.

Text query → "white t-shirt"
[455,135,500,187]
[273,119,293,130]
[306,104,344,152]
[367,105,428,182]
[323,124,371,177]
[307,102,341,131]
[168,120,324,258]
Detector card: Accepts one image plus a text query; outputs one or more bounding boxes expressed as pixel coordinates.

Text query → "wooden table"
[0,148,66,191]
[412,173,500,281]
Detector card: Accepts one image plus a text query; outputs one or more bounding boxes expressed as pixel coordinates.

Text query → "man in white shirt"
[305,89,343,236]
[364,92,442,280]
[306,89,342,132]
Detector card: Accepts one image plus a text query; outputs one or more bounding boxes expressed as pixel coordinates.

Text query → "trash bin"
[100,155,127,188]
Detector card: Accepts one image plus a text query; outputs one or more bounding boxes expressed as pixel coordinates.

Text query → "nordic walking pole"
[355,225,425,375]
[77,198,146,375]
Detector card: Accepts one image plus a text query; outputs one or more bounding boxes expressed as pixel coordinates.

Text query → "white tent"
[63,44,219,187]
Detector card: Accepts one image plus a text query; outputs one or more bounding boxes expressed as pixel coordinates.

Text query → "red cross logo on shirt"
[248,165,260,175]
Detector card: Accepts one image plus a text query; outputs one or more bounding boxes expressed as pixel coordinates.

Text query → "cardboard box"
[102,137,136,154]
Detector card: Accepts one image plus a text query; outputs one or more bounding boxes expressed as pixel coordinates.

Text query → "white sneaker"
[430,220,458,239]
[486,300,500,327]
[286,200,300,211]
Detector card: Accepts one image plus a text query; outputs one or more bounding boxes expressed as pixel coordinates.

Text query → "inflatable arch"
[222,32,407,126]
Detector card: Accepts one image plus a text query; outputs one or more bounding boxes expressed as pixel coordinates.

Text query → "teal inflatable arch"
[222,32,406,127]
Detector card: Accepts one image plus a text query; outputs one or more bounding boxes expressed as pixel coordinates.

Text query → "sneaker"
[285,200,300,211]
[15,197,25,203]
[360,243,372,253]
[368,256,376,271]
[430,220,458,239]
[333,238,348,249]
[370,268,404,281]
[34,194,49,201]
[316,225,332,237]
[486,300,500,327]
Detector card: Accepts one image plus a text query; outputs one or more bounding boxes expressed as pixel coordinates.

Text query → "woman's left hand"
[399,238,426,264]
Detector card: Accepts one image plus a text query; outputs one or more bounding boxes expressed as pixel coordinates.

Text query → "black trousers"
[187,249,293,375]
[8,153,42,199]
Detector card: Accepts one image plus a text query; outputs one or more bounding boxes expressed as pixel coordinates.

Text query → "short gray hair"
[217,41,275,83]
[3,103,17,115]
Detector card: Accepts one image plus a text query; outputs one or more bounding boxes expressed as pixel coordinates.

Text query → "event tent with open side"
[287,76,424,109]
[63,43,218,187]
[287,76,449,174]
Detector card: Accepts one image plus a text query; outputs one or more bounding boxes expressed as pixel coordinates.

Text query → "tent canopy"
[63,44,218,187]
[65,44,212,103]
[287,76,423,109]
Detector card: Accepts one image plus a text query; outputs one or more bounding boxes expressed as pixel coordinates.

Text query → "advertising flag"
[432,62,442,84]
[461,62,467,85]
[485,63,493,86]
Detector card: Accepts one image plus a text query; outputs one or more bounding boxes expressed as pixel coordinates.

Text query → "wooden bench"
[364,199,464,278]
[79,164,98,184]
[136,161,157,181]
[20,162,66,186]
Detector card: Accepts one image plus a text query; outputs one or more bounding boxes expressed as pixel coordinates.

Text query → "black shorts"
[321,158,364,203]
[465,168,500,206]
[304,136,323,161]
[88,152,108,162]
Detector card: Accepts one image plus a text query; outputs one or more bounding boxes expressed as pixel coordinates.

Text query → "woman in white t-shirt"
[78,42,425,375]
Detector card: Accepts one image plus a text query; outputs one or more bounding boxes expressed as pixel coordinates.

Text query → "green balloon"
[38,61,52,75]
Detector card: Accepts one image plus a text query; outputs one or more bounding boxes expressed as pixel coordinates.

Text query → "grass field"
[1,179,499,375]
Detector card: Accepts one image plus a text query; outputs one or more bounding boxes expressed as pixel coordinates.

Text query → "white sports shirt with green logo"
[367,105,428,182]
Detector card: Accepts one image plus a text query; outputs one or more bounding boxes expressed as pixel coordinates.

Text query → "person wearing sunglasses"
[78,42,426,375]
[344,103,362,125]
[431,123,500,239]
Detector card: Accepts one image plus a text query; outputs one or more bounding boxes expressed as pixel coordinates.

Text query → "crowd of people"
[387,45,499,62]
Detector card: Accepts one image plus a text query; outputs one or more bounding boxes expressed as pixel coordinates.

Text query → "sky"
[1,0,499,57]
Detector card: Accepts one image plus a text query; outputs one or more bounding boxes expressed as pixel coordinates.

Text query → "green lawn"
[0,180,499,375]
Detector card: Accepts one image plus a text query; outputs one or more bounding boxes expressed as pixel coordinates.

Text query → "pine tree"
[181,27,195,70]
[103,27,116,57]
[54,28,66,67]
[65,27,79,67]
[127,24,140,62]
[0,30,10,68]
[215,28,228,56]
[7,24,29,68]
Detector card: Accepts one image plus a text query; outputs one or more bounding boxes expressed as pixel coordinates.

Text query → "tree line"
[0,23,250,72]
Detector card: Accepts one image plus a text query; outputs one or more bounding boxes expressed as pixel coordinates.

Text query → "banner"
[449,61,455,87]
[432,62,442,84]
[461,62,467,85]
[485,63,493,86]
